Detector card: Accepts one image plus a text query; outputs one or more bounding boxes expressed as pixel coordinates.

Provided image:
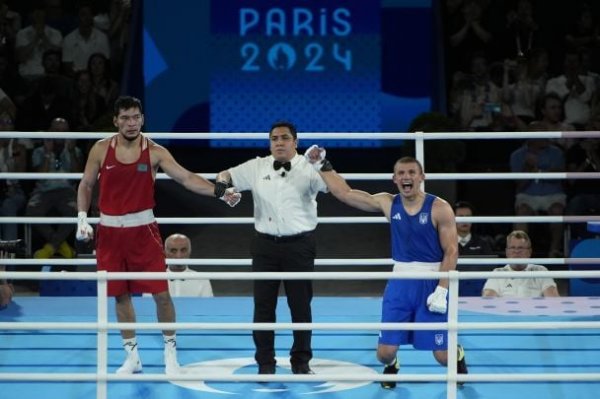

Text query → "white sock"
[163,333,176,349]
[123,337,138,354]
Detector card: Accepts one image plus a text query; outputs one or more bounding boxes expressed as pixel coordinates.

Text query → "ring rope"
[3,171,600,180]
[3,215,600,224]
[2,258,600,267]
[0,372,598,383]
[2,130,600,140]
[1,320,599,332]
[3,269,600,280]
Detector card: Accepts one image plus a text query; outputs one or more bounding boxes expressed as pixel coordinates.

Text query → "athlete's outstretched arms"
[304,145,393,218]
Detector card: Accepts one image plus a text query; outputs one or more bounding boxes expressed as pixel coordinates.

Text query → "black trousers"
[251,232,315,367]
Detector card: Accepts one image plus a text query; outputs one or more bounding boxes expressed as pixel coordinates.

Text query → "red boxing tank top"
[98,135,155,215]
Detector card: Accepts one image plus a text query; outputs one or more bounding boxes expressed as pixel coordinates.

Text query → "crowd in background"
[0,0,129,258]
[0,0,599,264]
[442,0,600,255]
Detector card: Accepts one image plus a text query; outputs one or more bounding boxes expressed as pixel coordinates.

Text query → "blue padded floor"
[1,296,599,399]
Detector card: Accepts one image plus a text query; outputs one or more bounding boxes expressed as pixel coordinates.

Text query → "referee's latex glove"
[426,285,448,314]
[304,144,326,171]
[220,187,242,207]
[76,211,94,241]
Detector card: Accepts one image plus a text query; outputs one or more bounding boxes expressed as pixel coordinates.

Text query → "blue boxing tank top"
[390,193,443,262]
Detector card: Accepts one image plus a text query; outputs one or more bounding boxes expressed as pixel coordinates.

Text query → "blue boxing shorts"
[378,278,448,350]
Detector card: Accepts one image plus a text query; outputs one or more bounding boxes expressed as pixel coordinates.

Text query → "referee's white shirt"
[228,153,327,236]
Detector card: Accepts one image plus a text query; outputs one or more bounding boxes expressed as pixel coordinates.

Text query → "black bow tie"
[273,160,291,171]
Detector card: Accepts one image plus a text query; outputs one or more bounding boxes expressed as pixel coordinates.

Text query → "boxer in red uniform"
[76,96,240,374]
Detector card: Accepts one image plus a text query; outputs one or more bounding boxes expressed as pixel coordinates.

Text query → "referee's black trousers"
[251,232,315,367]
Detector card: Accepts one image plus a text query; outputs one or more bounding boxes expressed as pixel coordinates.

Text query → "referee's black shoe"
[291,363,314,374]
[258,364,276,375]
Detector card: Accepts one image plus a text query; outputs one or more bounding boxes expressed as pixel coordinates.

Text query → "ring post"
[447,270,460,399]
[97,270,108,399]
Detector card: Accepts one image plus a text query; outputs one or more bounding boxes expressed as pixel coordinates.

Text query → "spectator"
[90,0,130,75]
[454,201,493,256]
[545,50,596,130]
[565,134,600,239]
[509,137,566,258]
[454,200,495,296]
[504,0,539,58]
[529,92,575,150]
[72,69,106,131]
[482,230,560,297]
[17,76,73,131]
[88,52,118,109]
[565,4,600,51]
[450,52,501,131]
[0,119,26,241]
[15,4,62,80]
[62,2,110,76]
[0,0,21,59]
[501,56,544,126]
[446,0,493,76]
[164,233,213,297]
[0,249,14,309]
[35,48,74,99]
[26,117,82,259]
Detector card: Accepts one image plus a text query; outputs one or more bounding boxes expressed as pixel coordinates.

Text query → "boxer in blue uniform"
[304,152,468,389]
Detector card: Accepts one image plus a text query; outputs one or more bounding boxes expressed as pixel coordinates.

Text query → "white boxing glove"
[426,285,448,314]
[76,211,94,241]
[220,187,242,207]
[304,144,326,171]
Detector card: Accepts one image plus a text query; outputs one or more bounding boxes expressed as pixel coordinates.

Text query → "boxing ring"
[1,131,600,399]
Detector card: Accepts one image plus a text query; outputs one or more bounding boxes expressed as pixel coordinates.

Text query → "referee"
[215,121,330,375]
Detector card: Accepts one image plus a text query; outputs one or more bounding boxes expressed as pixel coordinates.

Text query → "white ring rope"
[3,270,600,279]
[0,372,598,383]
[2,257,600,267]
[2,130,600,140]
[2,129,600,398]
[2,215,600,224]
[1,320,599,332]
[3,171,600,180]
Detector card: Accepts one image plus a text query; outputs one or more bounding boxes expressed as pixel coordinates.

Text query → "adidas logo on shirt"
[392,213,402,220]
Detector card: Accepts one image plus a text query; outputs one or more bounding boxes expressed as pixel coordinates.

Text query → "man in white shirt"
[216,121,328,376]
[545,50,595,129]
[164,233,213,297]
[62,3,110,75]
[15,5,63,79]
[482,230,560,297]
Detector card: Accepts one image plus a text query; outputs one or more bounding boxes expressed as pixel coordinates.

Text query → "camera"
[0,239,25,256]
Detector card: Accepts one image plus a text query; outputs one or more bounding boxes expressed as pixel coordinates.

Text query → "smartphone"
[484,103,501,114]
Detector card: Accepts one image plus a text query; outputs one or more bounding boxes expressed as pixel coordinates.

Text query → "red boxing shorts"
[96,222,167,296]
